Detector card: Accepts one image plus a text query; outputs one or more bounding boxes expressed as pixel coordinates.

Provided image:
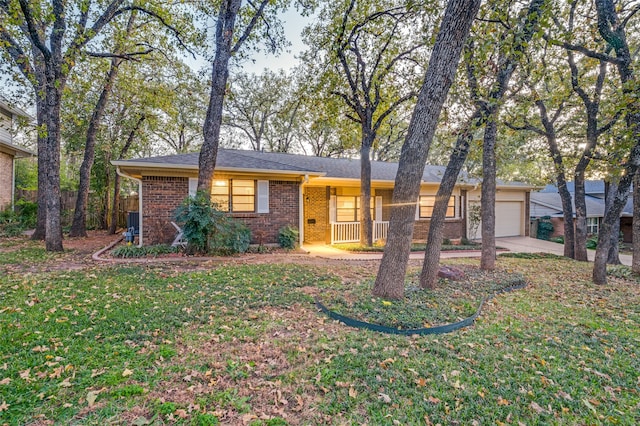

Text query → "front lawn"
[1,246,639,424]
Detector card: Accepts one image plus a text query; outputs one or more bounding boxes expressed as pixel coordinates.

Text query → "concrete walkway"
[304,237,632,266]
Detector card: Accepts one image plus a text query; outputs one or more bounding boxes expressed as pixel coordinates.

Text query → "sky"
[187,6,312,76]
[1,5,313,113]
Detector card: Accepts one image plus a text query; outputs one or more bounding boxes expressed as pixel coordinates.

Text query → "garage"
[495,201,523,237]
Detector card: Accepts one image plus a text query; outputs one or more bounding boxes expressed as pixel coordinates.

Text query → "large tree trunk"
[633,173,640,274]
[480,118,498,270]
[535,99,575,258]
[592,0,640,284]
[69,58,121,237]
[198,0,242,196]
[31,90,47,241]
[372,0,481,300]
[360,127,373,247]
[70,12,136,237]
[605,181,622,264]
[419,111,481,289]
[43,76,64,251]
[574,173,589,261]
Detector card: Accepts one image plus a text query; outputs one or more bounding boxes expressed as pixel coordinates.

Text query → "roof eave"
[110,160,325,178]
[0,141,36,158]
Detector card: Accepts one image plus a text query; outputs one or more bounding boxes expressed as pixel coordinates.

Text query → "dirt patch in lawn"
[136,304,345,425]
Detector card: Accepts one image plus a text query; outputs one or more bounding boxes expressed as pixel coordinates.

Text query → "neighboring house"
[530,181,633,242]
[0,99,33,211]
[112,149,535,246]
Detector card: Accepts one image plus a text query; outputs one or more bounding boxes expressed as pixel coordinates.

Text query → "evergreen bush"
[174,192,252,255]
[278,225,299,249]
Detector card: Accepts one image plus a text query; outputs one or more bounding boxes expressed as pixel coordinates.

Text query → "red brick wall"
[233,180,299,244]
[412,219,464,242]
[0,152,13,210]
[142,177,299,246]
[142,176,188,245]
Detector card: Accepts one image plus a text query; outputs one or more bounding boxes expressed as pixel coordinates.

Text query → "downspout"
[11,158,15,211]
[116,166,143,247]
[299,174,309,248]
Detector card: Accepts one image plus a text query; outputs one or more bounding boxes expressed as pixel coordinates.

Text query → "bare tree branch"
[17,0,51,60]
[85,48,154,60]
[231,0,270,55]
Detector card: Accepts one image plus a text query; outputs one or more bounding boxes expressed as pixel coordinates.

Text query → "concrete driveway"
[496,236,632,266]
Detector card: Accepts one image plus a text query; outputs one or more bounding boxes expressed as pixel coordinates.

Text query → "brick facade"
[142,176,300,246]
[304,186,329,243]
[233,180,299,244]
[142,176,189,245]
[0,152,13,210]
[412,219,464,241]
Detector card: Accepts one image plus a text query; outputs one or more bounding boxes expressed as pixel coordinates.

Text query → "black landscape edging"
[314,280,527,336]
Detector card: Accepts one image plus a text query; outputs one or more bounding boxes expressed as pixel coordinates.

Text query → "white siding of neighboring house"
[0,108,12,144]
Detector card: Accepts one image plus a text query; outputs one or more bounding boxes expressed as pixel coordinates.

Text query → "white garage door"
[495,201,522,237]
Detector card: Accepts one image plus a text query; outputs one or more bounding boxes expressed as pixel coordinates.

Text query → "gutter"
[116,166,143,247]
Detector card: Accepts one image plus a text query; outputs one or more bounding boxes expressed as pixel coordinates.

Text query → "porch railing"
[331,221,390,244]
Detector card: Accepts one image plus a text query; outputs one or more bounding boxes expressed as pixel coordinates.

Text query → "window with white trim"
[587,217,600,234]
[335,196,375,222]
[211,179,256,212]
[419,196,456,218]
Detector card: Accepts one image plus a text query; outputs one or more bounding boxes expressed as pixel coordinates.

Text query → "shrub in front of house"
[174,192,252,255]
[278,225,299,249]
[536,216,554,241]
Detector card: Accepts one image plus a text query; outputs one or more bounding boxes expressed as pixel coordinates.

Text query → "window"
[419,196,455,218]
[587,217,600,234]
[211,179,255,212]
[335,196,375,222]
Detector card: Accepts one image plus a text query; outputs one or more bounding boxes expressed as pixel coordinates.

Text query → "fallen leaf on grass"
[122,368,134,377]
[379,358,395,369]
[378,393,392,404]
[19,369,31,382]
[0,378,10,385]
[86,388,106,407]
[349,387,358,398]
[530,401,548,414]
[557,390,573,401]
[59,377,73,388]
[0,401,9,412]
[241,413,258,424]
[415,378,427,387]
[427,396,441,404]
[497,397,510,406]
[132,417,151,426]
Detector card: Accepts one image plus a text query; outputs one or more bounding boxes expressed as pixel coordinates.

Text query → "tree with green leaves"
[372,0,481,300]
[197,0,289,196]
[224,69,298,152]
[589,0,640,284]
[303,0,428,246]
[0,0,187,250]
[153,62,207,154]
[418,0,547,289]
[68,10,148,237]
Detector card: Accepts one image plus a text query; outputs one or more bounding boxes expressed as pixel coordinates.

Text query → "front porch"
[330,221,389,244]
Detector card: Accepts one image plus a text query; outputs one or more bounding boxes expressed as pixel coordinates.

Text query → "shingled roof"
[116,148,480,184]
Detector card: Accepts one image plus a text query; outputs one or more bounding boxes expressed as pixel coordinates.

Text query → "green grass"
[319,264,525,329]
[1,248,639,425]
